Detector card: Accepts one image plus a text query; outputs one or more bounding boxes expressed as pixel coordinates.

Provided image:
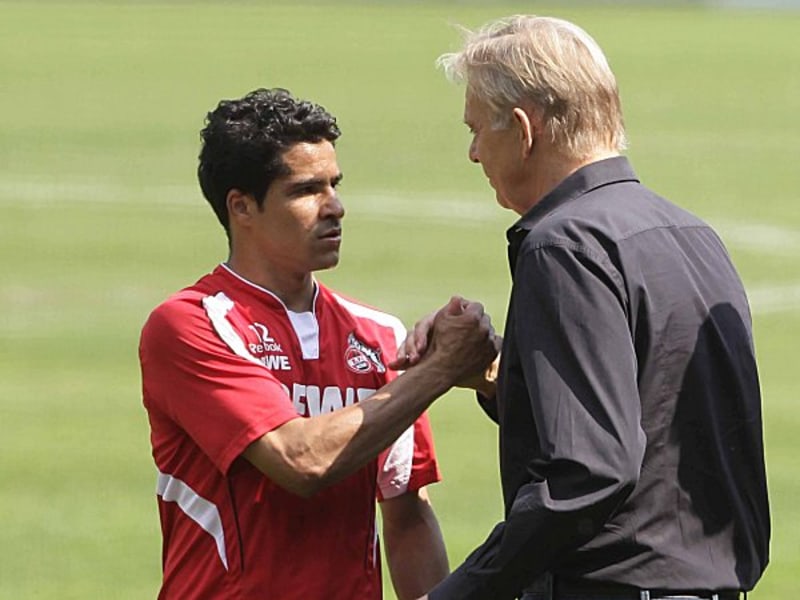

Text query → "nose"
[468,138,480,164]
[321,189,345,220]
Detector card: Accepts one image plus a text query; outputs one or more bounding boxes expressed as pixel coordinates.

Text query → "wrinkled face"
[250,140,344,275]
[464,90,522,211]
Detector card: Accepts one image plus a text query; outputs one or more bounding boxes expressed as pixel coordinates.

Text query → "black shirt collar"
[505,156,639,269]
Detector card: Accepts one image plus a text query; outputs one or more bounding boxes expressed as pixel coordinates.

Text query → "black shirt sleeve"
[430,242,647,599]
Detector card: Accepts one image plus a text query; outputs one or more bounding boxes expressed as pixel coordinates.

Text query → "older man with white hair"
[399,14,770,600]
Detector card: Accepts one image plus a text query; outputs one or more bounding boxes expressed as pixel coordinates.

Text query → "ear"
[226,189,254,227]
[512,107,535,158]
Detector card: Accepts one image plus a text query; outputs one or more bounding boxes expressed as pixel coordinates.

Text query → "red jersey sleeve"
[139,291,299,475]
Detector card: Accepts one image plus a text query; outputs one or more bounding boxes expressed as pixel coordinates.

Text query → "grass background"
[1,1,798,597]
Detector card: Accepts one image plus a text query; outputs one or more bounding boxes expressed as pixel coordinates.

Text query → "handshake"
[389,296,502,398]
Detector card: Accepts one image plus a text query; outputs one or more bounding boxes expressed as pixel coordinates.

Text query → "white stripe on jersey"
[156,471,229,571]
[378,426,415,499]
[330,293,408,349]
[202,292,263,366]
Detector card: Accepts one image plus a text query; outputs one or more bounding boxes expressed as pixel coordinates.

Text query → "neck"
[514,149,619,215]
[226,255,315,313]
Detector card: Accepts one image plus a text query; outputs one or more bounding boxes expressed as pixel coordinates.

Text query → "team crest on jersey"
[344,332,385,374]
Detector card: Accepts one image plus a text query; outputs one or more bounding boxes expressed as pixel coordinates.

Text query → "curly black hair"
[198,88,341,235]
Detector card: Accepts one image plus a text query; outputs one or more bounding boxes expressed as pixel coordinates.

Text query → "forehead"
[279,141,339,179]
[463,90,490,124]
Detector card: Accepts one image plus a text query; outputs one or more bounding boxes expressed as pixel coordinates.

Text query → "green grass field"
[1,1,798,597]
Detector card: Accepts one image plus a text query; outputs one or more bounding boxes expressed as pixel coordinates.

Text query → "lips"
[318,226,342,248]
[319,228,341,239]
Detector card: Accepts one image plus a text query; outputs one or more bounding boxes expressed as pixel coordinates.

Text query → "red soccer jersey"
[139,264,441,599]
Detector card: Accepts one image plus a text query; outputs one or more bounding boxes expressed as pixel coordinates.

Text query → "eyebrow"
[285,173,343,193]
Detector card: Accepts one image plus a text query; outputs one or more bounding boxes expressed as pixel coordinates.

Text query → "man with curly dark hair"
[139,88,499,600]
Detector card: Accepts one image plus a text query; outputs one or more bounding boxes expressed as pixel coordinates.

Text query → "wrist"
[410,354,459,398]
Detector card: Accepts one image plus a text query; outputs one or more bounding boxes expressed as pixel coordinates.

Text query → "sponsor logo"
[344,332,385,374]
[282,383,377,416]
[248,322,291,371]
[247,323,283,353]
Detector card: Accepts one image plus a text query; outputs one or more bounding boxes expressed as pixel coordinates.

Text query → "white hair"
[438,15,627,159]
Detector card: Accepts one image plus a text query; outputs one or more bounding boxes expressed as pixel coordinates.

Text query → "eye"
[294,185,316,197]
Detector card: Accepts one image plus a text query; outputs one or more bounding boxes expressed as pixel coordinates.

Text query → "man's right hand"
[396,296,500,392]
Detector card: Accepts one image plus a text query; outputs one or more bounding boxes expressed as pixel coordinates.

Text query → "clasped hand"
[389,296,501,395]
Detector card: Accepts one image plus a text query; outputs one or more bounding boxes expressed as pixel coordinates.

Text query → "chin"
[315,254,340,271]
[495,191,511,210]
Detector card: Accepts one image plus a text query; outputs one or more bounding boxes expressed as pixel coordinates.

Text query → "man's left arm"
[427,243,645,599]
[381,487,449,600]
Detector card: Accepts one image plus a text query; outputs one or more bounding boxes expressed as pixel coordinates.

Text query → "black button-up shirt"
[430,157,769,599]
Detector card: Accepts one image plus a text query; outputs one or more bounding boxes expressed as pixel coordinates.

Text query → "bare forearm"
[245,360,453,496]
[244,298,498,496]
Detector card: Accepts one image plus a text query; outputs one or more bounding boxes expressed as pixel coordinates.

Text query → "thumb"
[443,296,466,316]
